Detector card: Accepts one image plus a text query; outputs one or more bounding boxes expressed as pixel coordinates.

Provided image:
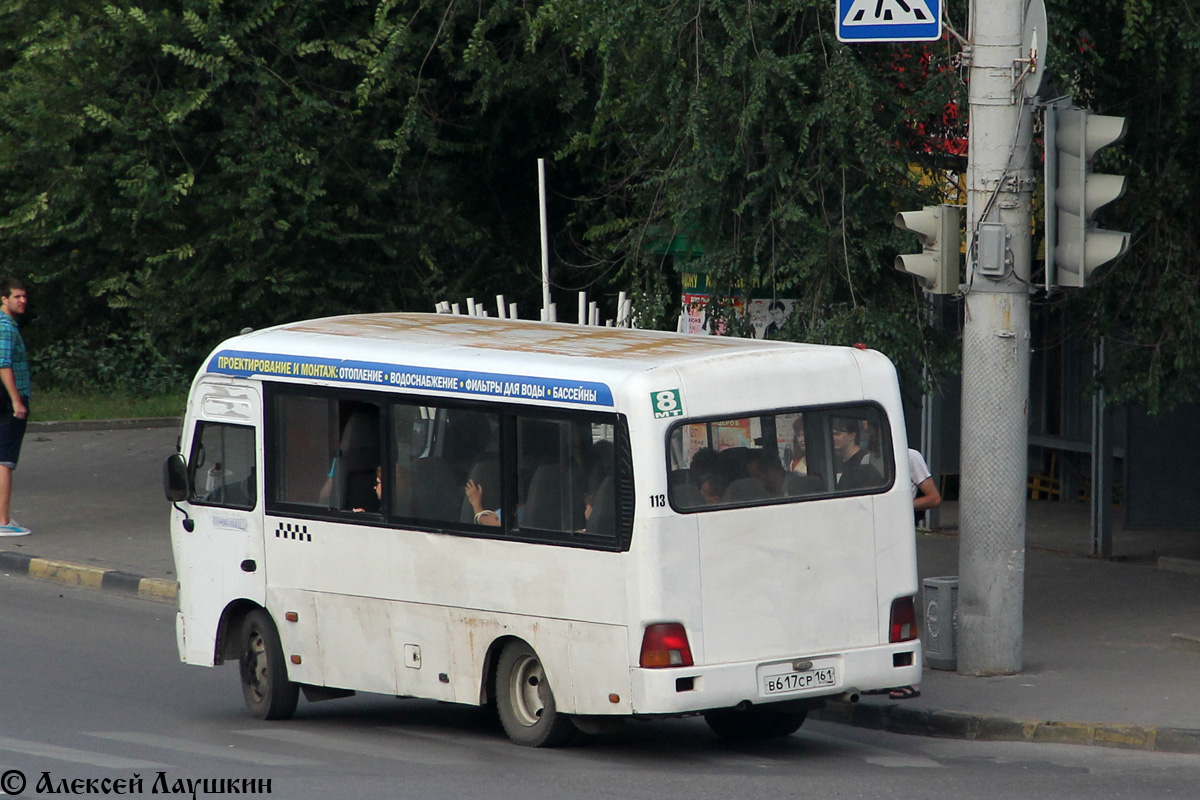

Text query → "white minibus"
[164,313,921,746]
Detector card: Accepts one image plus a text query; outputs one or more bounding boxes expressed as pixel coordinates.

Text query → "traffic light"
[1046,104,1130,288]
[894,204,961,295]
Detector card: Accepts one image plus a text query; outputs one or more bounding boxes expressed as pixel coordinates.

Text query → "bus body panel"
[267,585,631,714]
[694,500,881,662]
[262,522,627,624]
[616,350,919,703]
[169,313,922,723]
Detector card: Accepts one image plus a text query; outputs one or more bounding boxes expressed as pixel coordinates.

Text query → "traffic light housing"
[894,204,961,295]
[1046,104,1130,288]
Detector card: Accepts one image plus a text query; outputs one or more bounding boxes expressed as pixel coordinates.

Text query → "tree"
[533,0,964,388]
[1046,0,1200,412]
[10,0,1192,413]
[0,0,579,388]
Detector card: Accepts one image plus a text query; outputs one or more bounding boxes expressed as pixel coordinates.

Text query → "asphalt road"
[2,575,1196,800]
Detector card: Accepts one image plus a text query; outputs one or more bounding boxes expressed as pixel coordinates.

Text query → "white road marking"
[0,736,171,769]
[236,727,472,766]
[87,732,317,767]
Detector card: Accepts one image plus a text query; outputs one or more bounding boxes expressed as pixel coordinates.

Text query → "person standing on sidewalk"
[0,278,31,536]
[910,447,942,526]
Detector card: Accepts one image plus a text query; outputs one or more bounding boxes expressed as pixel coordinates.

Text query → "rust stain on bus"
[285,313,788,361]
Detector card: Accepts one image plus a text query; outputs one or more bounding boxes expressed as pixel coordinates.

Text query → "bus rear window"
[668,405,892,511]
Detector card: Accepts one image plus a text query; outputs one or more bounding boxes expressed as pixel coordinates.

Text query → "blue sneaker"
[0,520,31,536]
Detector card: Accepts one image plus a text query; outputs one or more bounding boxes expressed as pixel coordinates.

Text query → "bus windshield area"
[668,404,893,511]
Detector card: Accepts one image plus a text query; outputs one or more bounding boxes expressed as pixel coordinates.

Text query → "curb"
[0,549,177,603]
[5,418,180,603]
[813,700,1200,755]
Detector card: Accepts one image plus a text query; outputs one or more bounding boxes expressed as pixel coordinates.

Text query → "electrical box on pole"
[1045,104,1130,288]
[894,204,961,294]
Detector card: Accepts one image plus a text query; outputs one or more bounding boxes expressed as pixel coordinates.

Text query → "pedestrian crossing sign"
[837,0,942,42]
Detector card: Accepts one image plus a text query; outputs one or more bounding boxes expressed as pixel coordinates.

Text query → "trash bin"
[922,576,958,670]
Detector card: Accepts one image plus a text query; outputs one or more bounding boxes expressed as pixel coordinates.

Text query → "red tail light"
[890,596,918,643]
[639,623,694,668]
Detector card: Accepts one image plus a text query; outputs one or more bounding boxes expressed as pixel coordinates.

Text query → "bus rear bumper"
[627,641,922,716]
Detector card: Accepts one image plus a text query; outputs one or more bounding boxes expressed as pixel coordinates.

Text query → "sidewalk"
[817,518,1200,755]
[2,425,1199,753]
[0,423,179,599]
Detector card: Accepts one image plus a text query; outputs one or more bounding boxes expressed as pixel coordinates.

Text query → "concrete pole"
[957,0,1036,675]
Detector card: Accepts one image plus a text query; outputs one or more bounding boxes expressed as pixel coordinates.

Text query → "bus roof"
[227,312,837,367]
[201,313,893,411]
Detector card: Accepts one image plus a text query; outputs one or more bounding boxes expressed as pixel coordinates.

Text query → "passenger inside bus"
[580,475,616,536]
[832,417,882,490]
[352,466,383,513]
[697,471,728,504]
[788,415,808,475]
[464,474,501,526]
[399,408,498,524]
[460,433,503,527]
[317,406,381,513]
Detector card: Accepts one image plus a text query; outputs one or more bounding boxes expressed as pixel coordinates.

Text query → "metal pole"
[539,159,551,318]
[920,296,941,532]
[957,0,1036,675]
[1091,336,1113,556]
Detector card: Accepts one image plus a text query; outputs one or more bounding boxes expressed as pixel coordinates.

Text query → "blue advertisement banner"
[208,350,614,407]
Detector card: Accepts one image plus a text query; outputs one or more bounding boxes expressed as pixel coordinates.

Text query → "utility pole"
[956,0,1038,675]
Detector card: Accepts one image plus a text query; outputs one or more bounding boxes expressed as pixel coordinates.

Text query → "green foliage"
[1046,0,1200,411]
[0,0,577,374]
[533,0,965,389]
[31,328,187,396]
[3,0,1193,411]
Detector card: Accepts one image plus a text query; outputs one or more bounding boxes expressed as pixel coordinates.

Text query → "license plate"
[758,662,837,696]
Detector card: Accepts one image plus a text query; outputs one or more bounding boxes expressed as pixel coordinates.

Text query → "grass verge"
[34,390,186,422]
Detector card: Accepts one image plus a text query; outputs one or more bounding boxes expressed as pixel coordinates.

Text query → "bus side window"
[389,402,500,527]
[334,409,381,513]
[667,404,894,511]
[516,416,617,539]
[271,394,337,506]
[189,422,256,510]
[268,393,382,513]
[389,404,424,518]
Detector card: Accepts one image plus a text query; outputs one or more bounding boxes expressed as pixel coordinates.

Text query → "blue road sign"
[837,0,943,43]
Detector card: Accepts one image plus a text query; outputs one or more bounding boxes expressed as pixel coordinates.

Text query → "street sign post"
[837,0,943,42]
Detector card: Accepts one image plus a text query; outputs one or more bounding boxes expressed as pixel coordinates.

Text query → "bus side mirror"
[164,453,189,502]
[164,454,196,532]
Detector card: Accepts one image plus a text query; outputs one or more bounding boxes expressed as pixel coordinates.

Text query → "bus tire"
[239,609,299,721]
[494,640,575,747]
[704,707,806,741]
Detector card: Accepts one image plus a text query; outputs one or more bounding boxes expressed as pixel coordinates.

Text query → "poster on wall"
[747,298,796,339]
[681,293,709,335]
[680,272,793,338]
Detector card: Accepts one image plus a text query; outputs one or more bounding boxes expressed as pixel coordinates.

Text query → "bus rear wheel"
[704,707,807,741]
[239,609,299,720]
[494,641,576,747]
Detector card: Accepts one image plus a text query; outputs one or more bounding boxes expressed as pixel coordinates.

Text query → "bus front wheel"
[704,707,806,741]
[239,609,299,720]
[494,640,575,747]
